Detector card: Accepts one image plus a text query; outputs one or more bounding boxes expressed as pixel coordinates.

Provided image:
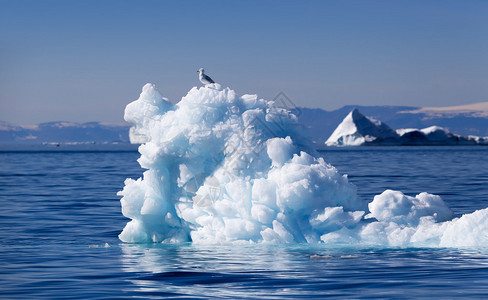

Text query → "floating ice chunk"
[88,243,110,248]
[357,190,488,247]
[357,206,488,248]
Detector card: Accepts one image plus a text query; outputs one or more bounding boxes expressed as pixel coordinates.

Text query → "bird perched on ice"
[197,68,215,85]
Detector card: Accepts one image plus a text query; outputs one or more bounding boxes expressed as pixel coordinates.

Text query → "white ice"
[119,83,488,247]
[325,108,398,146]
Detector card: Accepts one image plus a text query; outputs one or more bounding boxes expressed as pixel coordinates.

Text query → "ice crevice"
[118,83,488,247]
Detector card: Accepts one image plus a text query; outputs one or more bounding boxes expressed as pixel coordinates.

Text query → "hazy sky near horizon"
[1,0,487,124]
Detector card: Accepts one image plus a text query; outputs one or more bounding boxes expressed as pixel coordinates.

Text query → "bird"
[197,68,215,85]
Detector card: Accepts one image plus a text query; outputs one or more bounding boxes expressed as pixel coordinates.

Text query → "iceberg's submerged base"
[118,83,488,247]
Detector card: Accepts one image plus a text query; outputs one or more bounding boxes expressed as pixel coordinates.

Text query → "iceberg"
[119,83,362,244]
[119,83,488,247]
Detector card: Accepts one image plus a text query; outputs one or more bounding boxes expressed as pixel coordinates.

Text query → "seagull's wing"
[203,74,215,83]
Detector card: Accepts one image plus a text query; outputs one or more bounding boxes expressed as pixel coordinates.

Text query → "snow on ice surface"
[119,83,488,247]
[420,126,454,141]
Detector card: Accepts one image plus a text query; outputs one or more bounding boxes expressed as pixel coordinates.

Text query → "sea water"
[0,147,487,299]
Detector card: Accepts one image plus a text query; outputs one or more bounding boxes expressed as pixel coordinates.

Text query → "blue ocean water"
[1,147,487,299]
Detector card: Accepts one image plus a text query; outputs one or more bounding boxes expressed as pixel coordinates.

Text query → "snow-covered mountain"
[396,126,488,145]
[325,108,399,146]
[298,102,488,143]
[326,109,488,146]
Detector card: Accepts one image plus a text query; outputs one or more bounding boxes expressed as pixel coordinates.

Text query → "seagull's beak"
[196,70,200,73]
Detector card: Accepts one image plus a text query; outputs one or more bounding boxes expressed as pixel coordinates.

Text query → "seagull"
[197,68,215,85]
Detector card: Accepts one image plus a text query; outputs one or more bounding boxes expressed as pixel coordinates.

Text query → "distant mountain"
[298,102,488,143]
[0,121,130,144]
[2,101,487,146]
[397,126,488,145]
[325,109,488,146]
[325,108,398,146]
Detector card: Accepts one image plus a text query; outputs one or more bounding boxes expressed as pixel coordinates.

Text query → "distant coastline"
[0,142,138,152]
[2,101,488,147]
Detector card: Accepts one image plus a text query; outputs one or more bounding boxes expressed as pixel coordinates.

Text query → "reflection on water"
[120,243,488,299]
[120,244,300,298]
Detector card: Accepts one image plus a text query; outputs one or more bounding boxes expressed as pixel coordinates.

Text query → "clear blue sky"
[1,0,487,124]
